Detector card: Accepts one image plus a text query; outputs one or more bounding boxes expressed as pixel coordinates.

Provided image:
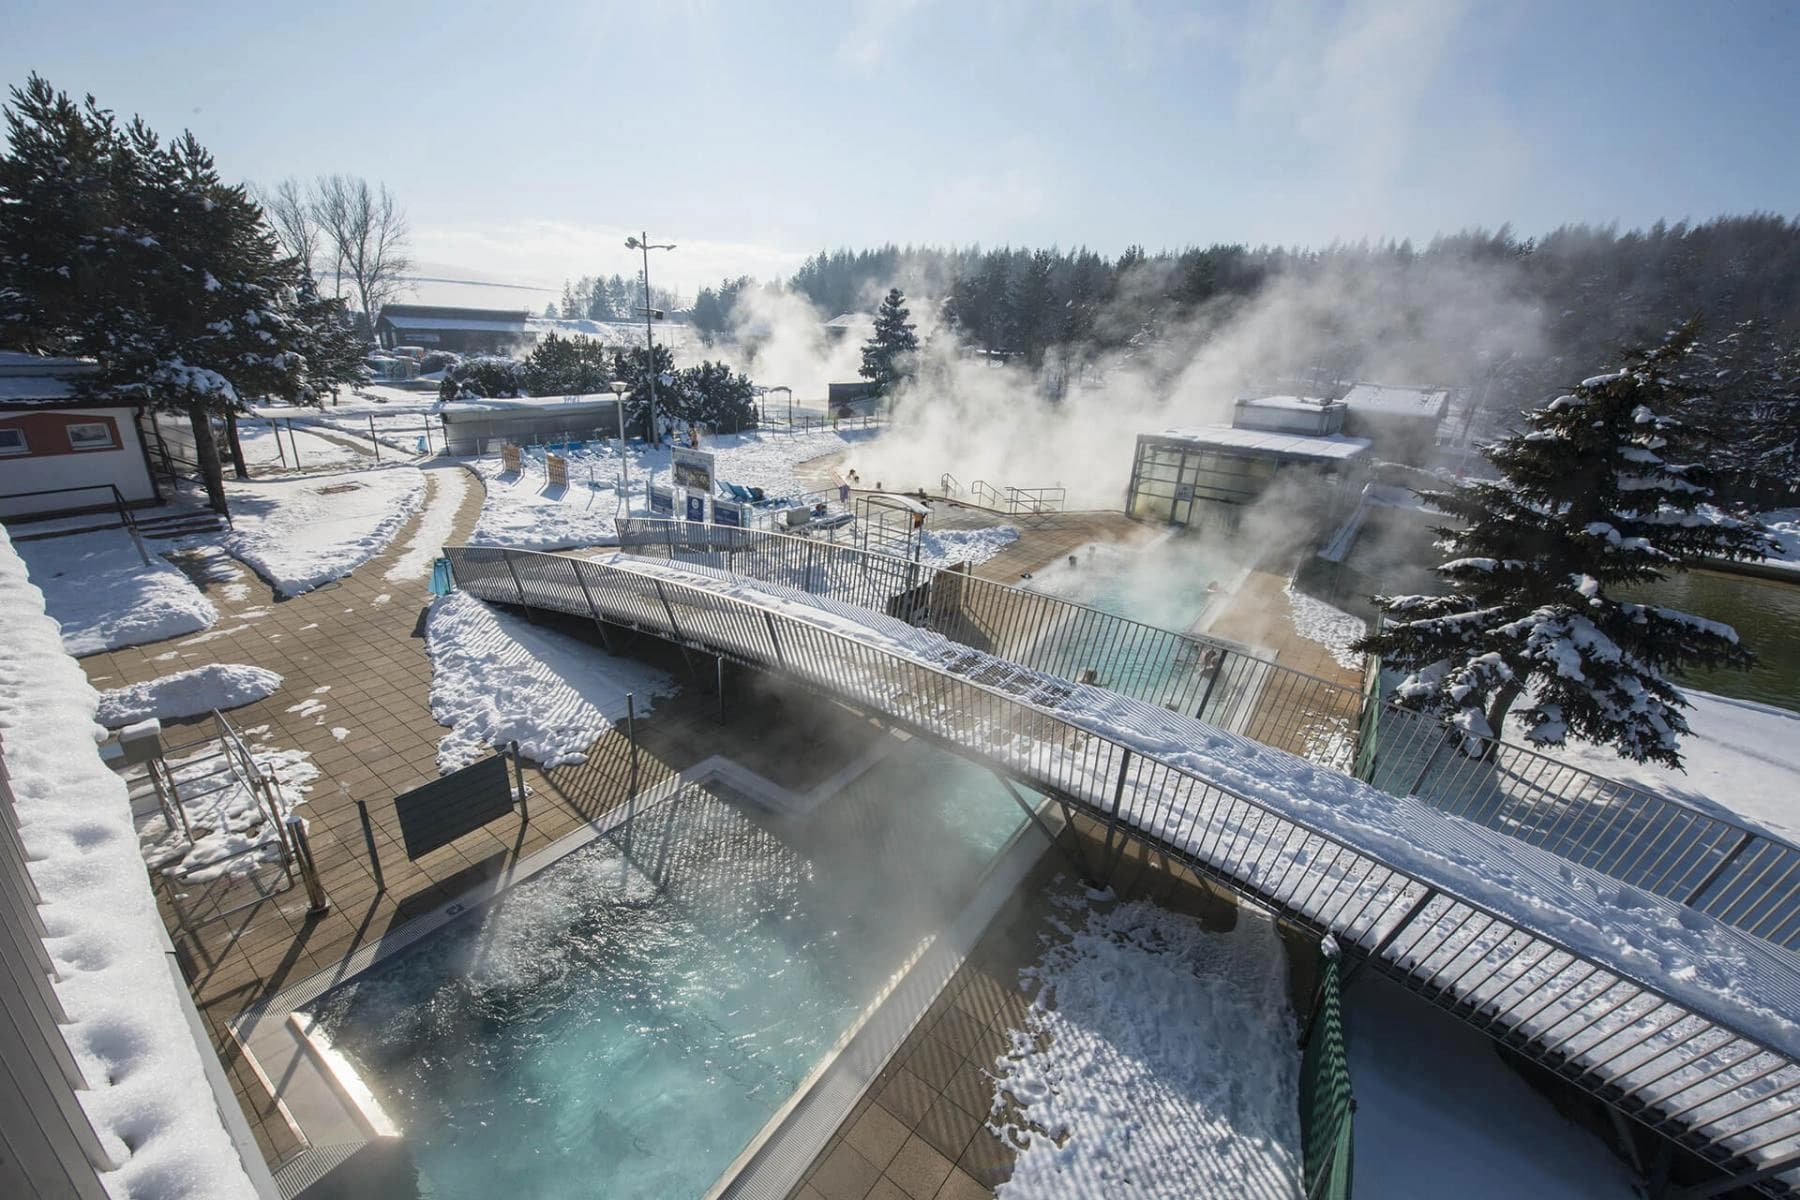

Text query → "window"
[66,422,116,451]
[0,428,25,456]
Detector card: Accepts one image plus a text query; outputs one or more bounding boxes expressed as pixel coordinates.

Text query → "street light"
[625,232,676,446]
[608,379,630,495]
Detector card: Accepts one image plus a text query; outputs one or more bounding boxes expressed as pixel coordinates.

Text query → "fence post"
[510,741,528,818]
[764,612,784,665]
[284,814,329,915]
[354,798,385,893]
[502,551,532,621]
[653,579,684,641]
[368,415,381,463]
[1193,653,1227,721]
[626,692,639,777]
[716,655,726,724]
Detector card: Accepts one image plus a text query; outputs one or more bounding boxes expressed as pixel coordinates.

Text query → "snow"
[14,530,219,655]
[917,525,1019,568]
[385,465,473,583]
[425,591,674,772]
[95,664,281,727]
[224,466,425,596]
[1283,581,1366,670]
[469,427,873,551]
[0,525,260,1198]
[1506,688,1800,843]
[233,418,366,470]
[1155,425,1370,461]
[991,893,1301,1199]
[1350,974,1640,1199]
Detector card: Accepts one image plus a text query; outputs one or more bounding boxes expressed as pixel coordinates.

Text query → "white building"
[0,352,162,519]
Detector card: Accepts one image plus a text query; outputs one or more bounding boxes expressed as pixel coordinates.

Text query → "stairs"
[3,506,226,543]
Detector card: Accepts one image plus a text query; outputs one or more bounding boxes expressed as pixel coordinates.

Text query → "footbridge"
[444,534,1800,1196]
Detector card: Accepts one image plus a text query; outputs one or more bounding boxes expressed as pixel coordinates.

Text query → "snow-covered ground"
[1758,507,1800,574]
[469,427,878,550]
[385,464,473,583]
[1284,581,1366,671]
[96,663,281,727]
[14,529,219,654]
[234,418,367,471]
[0,526,262,1197]
[992,892,1301,1199]
[1508,688,1800,842]
[139,727,318,882]
[1350,974,1639,1199]
[225,466,425,595]
[426,591,674,771]
[918,525,1019,567]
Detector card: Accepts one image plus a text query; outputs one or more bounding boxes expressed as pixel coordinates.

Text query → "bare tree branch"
[311,174,413,334]
[256,177,318,279]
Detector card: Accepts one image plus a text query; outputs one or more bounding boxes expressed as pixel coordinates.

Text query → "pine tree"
[1356,327,1777,767]
[611,342,676,439]
[859,288,918,393]
[0,76,362,512]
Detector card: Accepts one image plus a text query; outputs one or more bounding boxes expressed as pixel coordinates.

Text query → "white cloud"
[837,0,928,71]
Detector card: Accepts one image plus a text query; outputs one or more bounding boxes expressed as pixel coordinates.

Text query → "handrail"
[446,542,1800,1195]
[0,482,149,565]
[611,517,1800,954]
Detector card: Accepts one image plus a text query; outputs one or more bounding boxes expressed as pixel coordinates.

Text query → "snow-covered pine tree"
[859,288,919,392]
[1355,326,1777,768]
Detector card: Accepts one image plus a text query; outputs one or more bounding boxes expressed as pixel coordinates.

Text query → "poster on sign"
[671,447,716,493]
[501,444,522,473]
[546,454,569,487]
[714,499,744,528]
[649,485,675,515]
[685,493,706,522]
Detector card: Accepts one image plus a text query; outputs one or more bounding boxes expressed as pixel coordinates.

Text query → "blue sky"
[6,0,1798,303]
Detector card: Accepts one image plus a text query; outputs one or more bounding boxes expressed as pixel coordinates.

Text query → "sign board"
[671,447,716,493]
[501,443,522,473]
[1175,483,1194,501]
[649,485,675,515]
[546,453,569,487]
[393,754,514,860]
[713,498,744,528]
[685,493,707,522]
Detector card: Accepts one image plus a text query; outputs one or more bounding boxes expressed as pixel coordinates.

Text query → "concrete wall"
[0,406,157,517]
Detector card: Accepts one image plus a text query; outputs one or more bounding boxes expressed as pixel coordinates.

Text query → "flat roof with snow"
[1341,383,1450,418]
[384,315,530,333]
[1237,394,1341,413]
[1150,425,1371,462]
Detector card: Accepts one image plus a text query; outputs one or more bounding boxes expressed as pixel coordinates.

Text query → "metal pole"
[510,740,528,818]
[287,419,302,468]
[615,387,631,494]
[368,415,381,463]
[284,814,329,915]
[354,798,385,892]
[626,692,639,776]
[640,233,661,446]
[716,655,725,724]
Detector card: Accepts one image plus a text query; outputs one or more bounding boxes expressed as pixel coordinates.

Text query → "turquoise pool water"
[304,743,1024,1199]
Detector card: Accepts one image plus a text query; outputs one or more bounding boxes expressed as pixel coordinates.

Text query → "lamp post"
[608,379,630,494]
[625,232,675,446]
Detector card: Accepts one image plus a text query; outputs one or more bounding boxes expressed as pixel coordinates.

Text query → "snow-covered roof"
[382,315,530,333]
[1237,394,1339,412]
[824,313,874,329]
[1153,425,1371,462]
[438,391,622,414]
[0,353,102,404]
[1340,383,1450,419]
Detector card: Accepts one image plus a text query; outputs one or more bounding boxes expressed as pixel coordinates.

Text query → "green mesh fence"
[1300,940,1355,1200]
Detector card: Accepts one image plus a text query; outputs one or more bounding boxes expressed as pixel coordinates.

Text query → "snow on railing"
[612,517,1800,956]
[445,542,1800,1194]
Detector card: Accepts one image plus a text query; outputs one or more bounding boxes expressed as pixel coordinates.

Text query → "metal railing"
[1300,940,1354,1200]
[609,518,1800,955]
[0,483,151,565]
[444,542,1800,1195]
